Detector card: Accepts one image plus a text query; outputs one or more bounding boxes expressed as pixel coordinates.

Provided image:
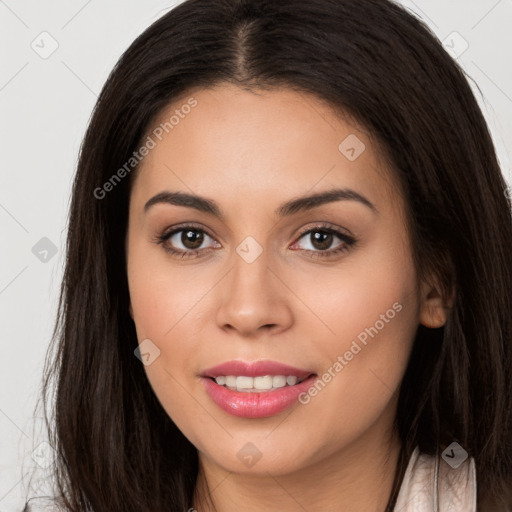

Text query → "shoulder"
[393,446,477,511]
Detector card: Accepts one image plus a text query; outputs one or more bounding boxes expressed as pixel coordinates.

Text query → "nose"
[215,246,294,337]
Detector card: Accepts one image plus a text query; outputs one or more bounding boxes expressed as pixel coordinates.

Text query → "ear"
[419,277,454,329]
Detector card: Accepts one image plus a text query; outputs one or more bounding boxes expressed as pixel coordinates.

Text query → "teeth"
[286,376,298,386]
[236,376,253,390]
[213,375,305,392]
[254,375,273,390]
[225,376,237,387]
[272,375,286,388]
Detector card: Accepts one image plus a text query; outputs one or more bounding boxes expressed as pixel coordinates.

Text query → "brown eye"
[156,225,221,257]
[309,231,334,251]
[296,229,343,252]
[290,225,357,259]
[181,229,204,249]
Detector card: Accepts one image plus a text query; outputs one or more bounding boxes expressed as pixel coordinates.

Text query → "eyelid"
[155,222,351,243]
[292,221,354,241]
[289,222,356,255]
[157,222,217,241]
[153,221,357,259]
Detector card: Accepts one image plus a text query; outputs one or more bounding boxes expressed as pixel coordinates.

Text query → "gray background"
[1,1,511,510]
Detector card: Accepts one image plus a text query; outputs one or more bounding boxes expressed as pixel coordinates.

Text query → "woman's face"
[126,83,440,476]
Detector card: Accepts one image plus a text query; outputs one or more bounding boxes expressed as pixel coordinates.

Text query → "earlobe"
[419,296,447,328]
[419,280,453,328]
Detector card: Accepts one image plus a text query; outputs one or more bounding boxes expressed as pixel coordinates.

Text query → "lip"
[201,360,314,380]
[200,360,317,419]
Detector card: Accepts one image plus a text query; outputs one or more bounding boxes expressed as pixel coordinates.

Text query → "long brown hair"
[25,0,512,510]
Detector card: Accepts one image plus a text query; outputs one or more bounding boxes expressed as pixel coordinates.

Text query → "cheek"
[289,226,418,347]
[127,236,214,342]
[126,241,218,425]
[128,273,212,387]
[293,232,419,432]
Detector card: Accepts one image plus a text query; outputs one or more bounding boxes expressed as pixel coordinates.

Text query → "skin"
[125,83,449,512]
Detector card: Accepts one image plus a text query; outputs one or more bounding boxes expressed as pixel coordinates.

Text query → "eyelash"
[152,222,357,260]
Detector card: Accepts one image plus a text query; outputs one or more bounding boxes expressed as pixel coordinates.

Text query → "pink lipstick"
[201,360,317,418]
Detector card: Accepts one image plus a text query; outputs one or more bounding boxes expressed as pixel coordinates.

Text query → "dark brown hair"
[25,0,512,510]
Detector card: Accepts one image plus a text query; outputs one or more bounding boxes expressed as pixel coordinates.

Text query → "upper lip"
[201,360,315,379]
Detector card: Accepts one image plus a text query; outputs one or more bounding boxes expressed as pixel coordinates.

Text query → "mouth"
[206,374,312,392]
[200,360,318,418]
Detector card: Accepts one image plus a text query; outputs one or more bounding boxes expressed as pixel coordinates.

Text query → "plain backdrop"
[1,1,511,510]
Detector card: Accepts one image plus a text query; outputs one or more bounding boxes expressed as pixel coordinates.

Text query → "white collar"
[393,446,477,511]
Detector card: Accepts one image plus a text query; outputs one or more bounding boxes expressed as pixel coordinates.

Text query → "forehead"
[129,84,399,215]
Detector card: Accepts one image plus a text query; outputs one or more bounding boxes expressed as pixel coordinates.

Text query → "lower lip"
[201,375,318,418]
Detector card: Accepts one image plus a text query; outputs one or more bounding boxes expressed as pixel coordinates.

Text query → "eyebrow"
[143,188,377,218]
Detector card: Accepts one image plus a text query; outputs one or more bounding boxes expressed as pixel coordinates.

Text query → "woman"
[25,0,512,510]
